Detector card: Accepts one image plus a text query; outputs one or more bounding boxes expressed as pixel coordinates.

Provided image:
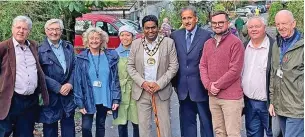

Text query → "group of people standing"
[0,5,302,137]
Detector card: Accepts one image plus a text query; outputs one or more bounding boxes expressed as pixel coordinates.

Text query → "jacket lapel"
[187,29,201,54]
[7,38,16,82]
[181,30,188,54]
[43,39,64,69]
[62,41,71,74]
[156,36,164,69]
[140,42,145,77]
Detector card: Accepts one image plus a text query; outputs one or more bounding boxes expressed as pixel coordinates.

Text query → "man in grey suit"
[127,15,179,137]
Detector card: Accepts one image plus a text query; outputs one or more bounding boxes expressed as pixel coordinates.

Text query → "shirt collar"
[186,25,198,37]
[248,35,269,49]
[116,43,130,53]
[47,39,62,48]
[12,37,30,48]
[282,29,298,43]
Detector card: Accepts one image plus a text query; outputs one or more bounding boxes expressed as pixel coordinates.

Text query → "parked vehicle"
[74,13,142,52]
[236,7,252,16]
[245,5,257,13]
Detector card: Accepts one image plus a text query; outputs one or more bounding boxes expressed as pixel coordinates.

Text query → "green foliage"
[268,2,283,26]
[158,1,188,30]
[213,3,226,12]
[0,1,122,42]
[159,1,209,30]
[268,1,304,32]
[0,1,61,42]
[287,1,304,32]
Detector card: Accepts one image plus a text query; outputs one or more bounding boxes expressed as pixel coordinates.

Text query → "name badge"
[276,69,283,78]
[93,81,102,87]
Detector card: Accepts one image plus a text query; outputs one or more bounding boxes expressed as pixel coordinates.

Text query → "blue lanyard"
[279,32,300,64]
[90,50,101,78]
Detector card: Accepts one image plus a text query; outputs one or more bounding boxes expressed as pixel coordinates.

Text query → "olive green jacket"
[269,34,304,118]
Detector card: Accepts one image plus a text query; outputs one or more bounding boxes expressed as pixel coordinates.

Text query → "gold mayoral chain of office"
[142,35,164,66]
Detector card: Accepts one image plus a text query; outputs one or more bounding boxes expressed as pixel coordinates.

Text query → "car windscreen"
[114,21,124,29]
[75,20,92,35]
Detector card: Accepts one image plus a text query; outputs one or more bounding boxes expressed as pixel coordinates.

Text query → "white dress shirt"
[13,37,38,95]
[144,37,160,82]
[242,35,270,101]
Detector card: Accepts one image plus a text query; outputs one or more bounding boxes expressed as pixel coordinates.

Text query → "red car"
[74,13,141,52]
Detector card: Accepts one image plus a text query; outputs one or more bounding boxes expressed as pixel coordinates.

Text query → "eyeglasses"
[211,21,228,27]
[247,25,263,30]
[47,28,62,32]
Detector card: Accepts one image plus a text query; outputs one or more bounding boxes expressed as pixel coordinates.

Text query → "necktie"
[186,32,192,51]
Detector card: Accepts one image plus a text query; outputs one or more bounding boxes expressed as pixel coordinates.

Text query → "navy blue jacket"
[38,38,76,124]
[171,28,212,102]
[74,49,121,117]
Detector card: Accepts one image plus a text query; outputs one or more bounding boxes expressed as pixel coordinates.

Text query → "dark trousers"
[0,92,39,137]
[244,98,273,137]
[82,104,108,137]
[180,95,213,137]
[278,115,304,137]
[43,111,75,137]
[118,122,139,137]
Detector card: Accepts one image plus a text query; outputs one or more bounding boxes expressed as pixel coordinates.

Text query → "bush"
[287,1,304,32]
[213,3,226,12]
[268,1,303,32]
[268,2,283,26]
[0,1,61,42]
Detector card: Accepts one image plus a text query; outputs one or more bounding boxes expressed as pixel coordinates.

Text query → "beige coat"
[127,36,179,101]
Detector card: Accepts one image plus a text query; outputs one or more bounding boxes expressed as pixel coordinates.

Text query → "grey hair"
[82,27,109,49]
[246,16,267,27]
[276,10,295,21]
[12,16,32,30]
[44,19,64,30]
[180,6,197,17]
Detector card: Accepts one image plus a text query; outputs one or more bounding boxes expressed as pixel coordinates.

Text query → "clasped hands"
[59,83,73,96]
[141,81,160,94]
[210,82,220,96]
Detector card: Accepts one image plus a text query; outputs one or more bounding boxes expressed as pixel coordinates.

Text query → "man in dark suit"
[170,6,213,137]
[0,15,49,137]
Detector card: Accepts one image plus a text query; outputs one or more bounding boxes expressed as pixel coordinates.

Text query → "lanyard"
[279,32,300,64]
[90,50,101,78]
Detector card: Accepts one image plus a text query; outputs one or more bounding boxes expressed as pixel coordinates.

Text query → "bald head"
[275,10,296,38]
[275,10,294,22]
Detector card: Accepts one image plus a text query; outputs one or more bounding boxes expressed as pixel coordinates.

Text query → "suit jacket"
[170,27,212,102]
[38,38,76,124]
[127,36,179,101]
[0,38,49,120]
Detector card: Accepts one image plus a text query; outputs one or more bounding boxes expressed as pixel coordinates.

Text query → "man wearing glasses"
[38,19,76,137]
[269,10,304,137]
[199,11,244,137]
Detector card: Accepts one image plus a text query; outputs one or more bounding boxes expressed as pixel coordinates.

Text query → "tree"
[0,1,61,42]
[213,3,226,12]
[159,1,209,30]
[0,1,122,42]
[268,2,283,26]
[287,1,304,32]
[268,1,303,32]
